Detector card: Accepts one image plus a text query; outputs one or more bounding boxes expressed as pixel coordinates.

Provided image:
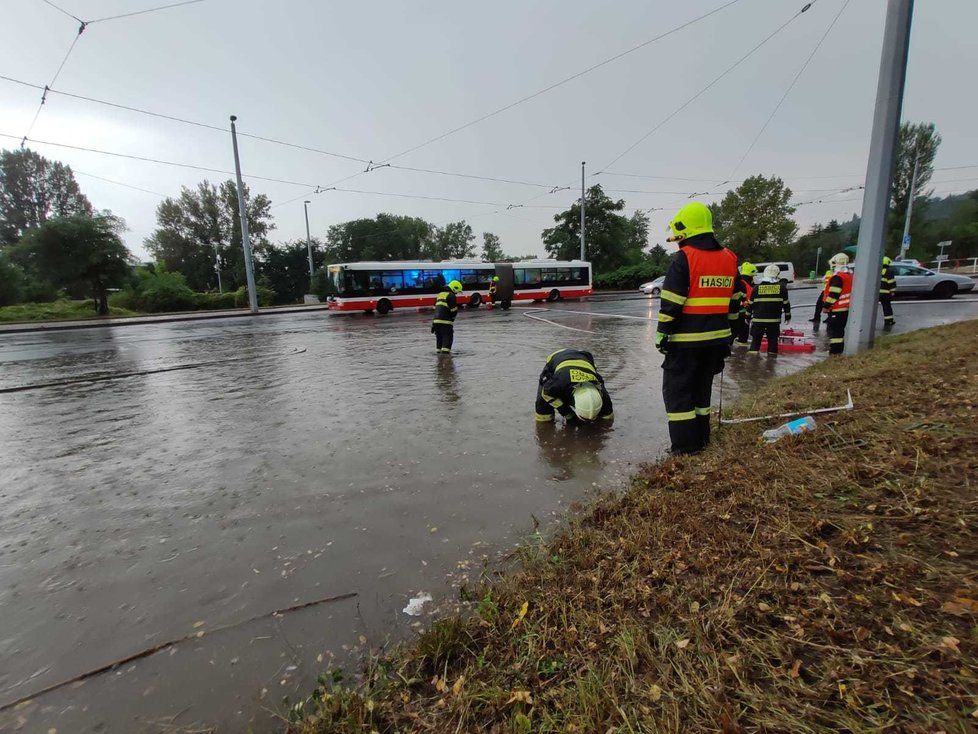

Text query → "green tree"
[0,149,93,245]
[542,185,647,273]
[13,214,132,314]
[323,214,433,262]
[144,179,274,292]
[261,239,325,304]
[424,221,476,260]
[0,251,25,305]
[481,232,504,262]
[710,175,797,260]
[889,121,941,253]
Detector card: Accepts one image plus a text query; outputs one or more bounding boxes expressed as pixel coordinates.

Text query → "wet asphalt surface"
[1,292,976,732]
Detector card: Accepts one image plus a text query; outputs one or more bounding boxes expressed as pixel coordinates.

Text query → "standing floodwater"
[1,294,970,732]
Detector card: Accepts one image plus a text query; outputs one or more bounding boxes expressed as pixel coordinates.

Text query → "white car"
[890,263,975,298]
[639,276,665,296]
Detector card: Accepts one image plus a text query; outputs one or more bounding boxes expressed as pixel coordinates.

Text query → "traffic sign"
[902,234,911,246]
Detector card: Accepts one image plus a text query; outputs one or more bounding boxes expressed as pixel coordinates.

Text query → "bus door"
[494,264,514,308]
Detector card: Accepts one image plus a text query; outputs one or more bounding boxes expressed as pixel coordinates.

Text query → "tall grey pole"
[303,200,314,278]
[899,151,921,260]
[230,115,259,314]
[579,161,586,261]
[845,0,913,355]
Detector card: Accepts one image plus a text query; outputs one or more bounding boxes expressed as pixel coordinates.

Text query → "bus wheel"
[547,289,560,302]
[468,292,482,308]
[501,299,511,310]
[376,299,392,315]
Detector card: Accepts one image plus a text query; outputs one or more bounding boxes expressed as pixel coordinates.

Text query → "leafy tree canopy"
[542,185,648,273]
[12,214,131,314]
[710,175,797,261]
[481,232,504,262]
[0,148,93,245]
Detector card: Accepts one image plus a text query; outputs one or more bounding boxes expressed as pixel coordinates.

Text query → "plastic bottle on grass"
[762,416,816,443]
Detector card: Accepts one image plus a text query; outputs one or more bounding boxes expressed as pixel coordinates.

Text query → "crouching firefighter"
[534,349,613,424]
[823,252,853,355]
[431,279,463,354]
[748,264,791,354]
[656,202,739,455]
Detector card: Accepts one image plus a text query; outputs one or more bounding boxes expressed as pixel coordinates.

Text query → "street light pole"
[899,151,921,260]
[580,161,586,261]
[845,0,914,355]
[229,115,259,314]
[303,200,314,279]
[213,243,223,294]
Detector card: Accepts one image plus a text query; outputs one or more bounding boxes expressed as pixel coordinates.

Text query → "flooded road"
[1,293,974,732]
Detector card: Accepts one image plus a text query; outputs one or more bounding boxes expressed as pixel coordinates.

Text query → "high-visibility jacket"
[750,279,791,323]
[735,274,754,314]
[537,349,613,419]
[432,291,458,325]
[657,234,739,348]
[879,265,896,297]
[821,270,833,299]
[824,270,853,313]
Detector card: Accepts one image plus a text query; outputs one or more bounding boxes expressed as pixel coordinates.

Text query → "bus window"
[524,268,542,285]
[344,270,370,296]
[380,271,403,292]
[402,270,423,291]
[423,270,448,290]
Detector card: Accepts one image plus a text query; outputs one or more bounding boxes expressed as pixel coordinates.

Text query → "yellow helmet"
[882,256,892,266]
[667,201,713,242]
[739,261,757,276]
[448,280,463,294]
[571,383,603,421]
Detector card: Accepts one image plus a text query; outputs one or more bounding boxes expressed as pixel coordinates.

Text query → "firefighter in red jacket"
[731,261,756,346]
[823,252,853,355]
[656,202,740,455]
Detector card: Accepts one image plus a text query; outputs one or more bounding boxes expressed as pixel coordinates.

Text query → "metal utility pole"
[814,246,822,278]
[229,115,259,314]
[845,0,914,355]
[213,243,223,294]
[579,161,586,261]
[899,151,921,260]
[303,200,315,279]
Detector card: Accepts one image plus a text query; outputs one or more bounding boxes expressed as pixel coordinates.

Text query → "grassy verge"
[291,321,978,733]
[0,299,141,322]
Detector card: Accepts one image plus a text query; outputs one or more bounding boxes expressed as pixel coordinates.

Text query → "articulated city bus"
[324,259,591,314]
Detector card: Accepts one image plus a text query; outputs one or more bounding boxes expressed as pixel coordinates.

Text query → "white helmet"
[829,252,850,269]
[571,383,603,421]
[763,264,781,280]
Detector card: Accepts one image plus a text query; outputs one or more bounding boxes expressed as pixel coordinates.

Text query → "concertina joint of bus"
[324,259,592,315]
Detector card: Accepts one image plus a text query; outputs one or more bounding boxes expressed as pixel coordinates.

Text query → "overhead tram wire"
[72,169,167,198]
[22,0,206,146]
[705,0,851,195]
[597,0,821,175]
[375,0,746,166]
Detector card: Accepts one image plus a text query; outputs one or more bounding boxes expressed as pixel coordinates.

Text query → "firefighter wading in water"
[534,349,614,424]
[656,202,740,455]
[431,279,463,354]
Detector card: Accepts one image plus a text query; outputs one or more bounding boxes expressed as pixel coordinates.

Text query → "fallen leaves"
[940,593,978,617]
[675,638,690,650]
[505,690,533,705]
[511,601,529,630]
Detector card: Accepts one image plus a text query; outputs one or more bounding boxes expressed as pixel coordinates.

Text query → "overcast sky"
[2,0,976,261]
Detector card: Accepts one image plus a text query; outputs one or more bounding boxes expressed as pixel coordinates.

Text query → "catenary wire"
[39,0,83,24]
[707,0,851,193]
[377,0,746,165]
[598,0,820,174]
[73,169,167,197]
[86,0,205,25]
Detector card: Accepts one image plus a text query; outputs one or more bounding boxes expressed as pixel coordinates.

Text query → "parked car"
[890,263,975,298]
[895,257,923,268]
[639,276,665,296]
[753,261,795,283]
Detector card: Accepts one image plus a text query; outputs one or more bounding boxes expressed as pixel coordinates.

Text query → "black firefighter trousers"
[662,345,728,455]
[826,310,848,354]
[432,323,454,352]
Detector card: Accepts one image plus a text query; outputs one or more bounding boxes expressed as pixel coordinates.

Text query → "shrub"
[233,285,276,308]
[195,291,237,310]
[593,261,666,290]
[311,269,336,300]
[0,253,25,306]
[137,270,198,312]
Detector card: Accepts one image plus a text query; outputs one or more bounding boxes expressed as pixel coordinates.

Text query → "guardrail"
[929,257,978,273]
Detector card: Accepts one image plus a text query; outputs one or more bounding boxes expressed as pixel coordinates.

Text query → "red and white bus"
[324,259,591,314]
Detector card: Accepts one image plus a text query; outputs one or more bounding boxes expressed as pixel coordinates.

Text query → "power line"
[39,0,83,24]
[86,0,205,25]
[708,0,851,193]
[2,132,325,188]
[378,0,745,164]
[386,164,553,189]
[0,74,371,165]
[598,0,819,174]
[73,169,167,197]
